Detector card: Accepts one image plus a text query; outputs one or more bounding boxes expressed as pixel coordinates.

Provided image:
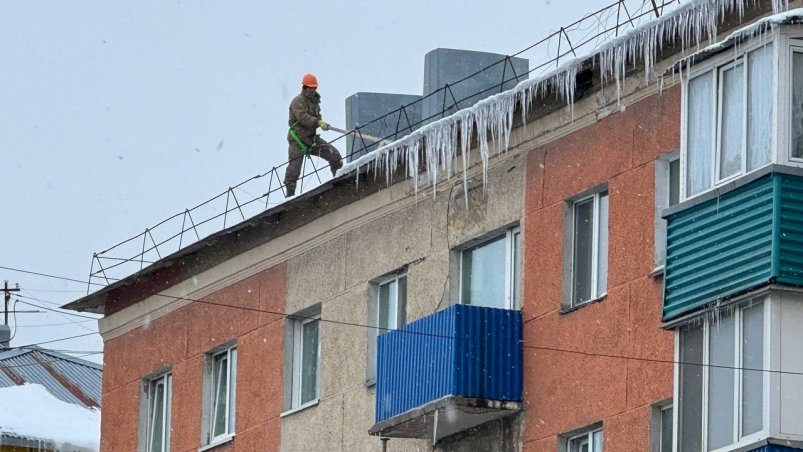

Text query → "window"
[566,190,608,307]
[285,305,320,411]
[366,274,406,384]
[567,428,603,452]
[202,346,236,445]
[677,303,764,451]
[143,373,172,452]
[683,44,772,198]
[459,227,521,309]
[655,151,680,269]
[651,402,673,452]
[792,49,803,158]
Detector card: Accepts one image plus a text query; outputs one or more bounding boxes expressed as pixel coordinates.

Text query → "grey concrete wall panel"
[345,92,423,162]
[422,49,528,124]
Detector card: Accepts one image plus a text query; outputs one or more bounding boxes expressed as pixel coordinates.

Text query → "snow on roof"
[336,0,789,195]
[0,383,100,451]
[0,347,102,409]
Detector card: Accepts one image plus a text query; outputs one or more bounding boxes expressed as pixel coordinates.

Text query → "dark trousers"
[284,136,343,193]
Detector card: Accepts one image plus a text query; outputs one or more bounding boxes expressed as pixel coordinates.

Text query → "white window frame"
[660,405,673,452]
[680,36,779,202]
[674,302,768,452]
[376,274,406,335]
[457,227,521,310]
[567,190,608,308]
[715,59,748,184]
[782,35,803,165]
[567,427,603,452]
[366,274,406,385]
[650,401,673,452]
[202,345,237,446]
[291,316,320,410]
[142,372,172,452]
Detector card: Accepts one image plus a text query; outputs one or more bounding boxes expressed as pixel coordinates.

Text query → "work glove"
[318,119,330,131]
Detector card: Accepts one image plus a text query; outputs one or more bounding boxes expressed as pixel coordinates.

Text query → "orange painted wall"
[99,263,286,452]
[522,87,680,451]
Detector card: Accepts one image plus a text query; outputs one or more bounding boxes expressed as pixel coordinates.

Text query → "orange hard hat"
[302,73,318,88]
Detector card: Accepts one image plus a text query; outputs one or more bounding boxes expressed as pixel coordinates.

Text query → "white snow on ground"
[0,383,100,451]
[336,0,791,196]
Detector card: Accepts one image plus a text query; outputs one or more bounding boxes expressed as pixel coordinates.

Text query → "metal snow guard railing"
[88,0,697,290]
[374,304,522,424]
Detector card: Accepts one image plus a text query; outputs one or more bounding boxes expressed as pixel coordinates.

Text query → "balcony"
[369,304,522,440]
[663,167,803,321]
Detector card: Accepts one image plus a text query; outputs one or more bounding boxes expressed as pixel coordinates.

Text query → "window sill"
[559,294,607,315]
[280,399,319,418]
[199,434,235,452]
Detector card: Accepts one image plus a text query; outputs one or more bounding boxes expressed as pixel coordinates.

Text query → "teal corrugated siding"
[777,174,803,286]
[663,174,775,321]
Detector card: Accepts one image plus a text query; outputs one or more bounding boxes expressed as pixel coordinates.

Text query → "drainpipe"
[381,437,389,452]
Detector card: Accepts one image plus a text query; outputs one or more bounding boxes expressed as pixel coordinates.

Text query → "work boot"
[286,187,295,197]
[331,161,343,177]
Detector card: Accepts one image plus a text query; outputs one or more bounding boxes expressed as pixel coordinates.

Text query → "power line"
[13,320,94,328]
[5,264,803,377]
[0,265,100,286]
[521,344,803,377]
[15,331,99,348]
[15,297,101,320]
[20,288,86,294]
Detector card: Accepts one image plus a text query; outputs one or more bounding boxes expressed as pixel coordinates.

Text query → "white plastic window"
[146,373,172,452]
[677,303,764,451]
[367,275,406,383]
[571,192,608,306]
[684,45,773,199]
[292,317,319,408]
[568,428,603,452]
[209,347,236,442]
[460,228,521,310]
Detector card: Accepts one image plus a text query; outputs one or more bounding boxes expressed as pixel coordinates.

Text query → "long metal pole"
[3,282,22,325]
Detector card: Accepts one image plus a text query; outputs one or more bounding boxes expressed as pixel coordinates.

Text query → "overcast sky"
[1,0,642,362]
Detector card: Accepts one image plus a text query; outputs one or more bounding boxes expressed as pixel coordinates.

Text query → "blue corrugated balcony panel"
[369,304,522,440]
[663,168,803,321]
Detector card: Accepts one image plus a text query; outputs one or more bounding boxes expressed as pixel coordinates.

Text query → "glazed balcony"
[663,167,803,321]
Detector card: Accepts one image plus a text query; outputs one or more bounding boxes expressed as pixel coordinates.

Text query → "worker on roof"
[284,73,343,197]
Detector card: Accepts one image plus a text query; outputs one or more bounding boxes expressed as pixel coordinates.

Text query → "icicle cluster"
[336,0,789,194]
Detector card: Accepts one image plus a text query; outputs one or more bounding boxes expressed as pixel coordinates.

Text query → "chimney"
[0,324,10,348]
[422,48,529,125]
[345,92,423,162]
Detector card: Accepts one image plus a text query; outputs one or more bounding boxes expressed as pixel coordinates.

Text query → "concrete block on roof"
[422,48,528,124]
[345,92,423,162]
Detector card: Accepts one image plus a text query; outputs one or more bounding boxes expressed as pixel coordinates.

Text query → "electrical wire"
[15,297,101,320]
[13,320,94,328]
[4,264,802,377]
[21,288,86,293]
[15,331,98,348]
[0,265,101,286]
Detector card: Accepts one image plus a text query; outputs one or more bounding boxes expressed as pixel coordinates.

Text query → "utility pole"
[3,281,20,326]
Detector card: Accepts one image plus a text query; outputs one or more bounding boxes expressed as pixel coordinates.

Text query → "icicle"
[335,0,792,197]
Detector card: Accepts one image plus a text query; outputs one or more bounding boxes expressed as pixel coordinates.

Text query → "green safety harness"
[288,121,316,158]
